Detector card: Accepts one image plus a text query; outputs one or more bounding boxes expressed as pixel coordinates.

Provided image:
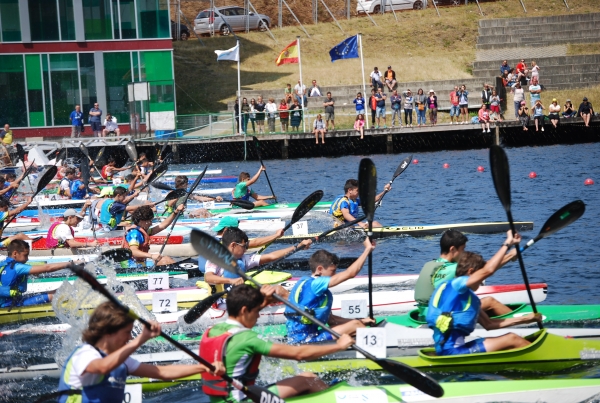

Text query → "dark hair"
[456,251,485,277]
[8,239,29,255]
[175,175,189,189]
[0,175,5,183]
[226,284,264,317]
[238,172,250,182]
[131,205,154,224]
[83,301,135,345]
[0,199,9,209]
[5,173,16,181]
[440,230,468,254]
[65,168,76,176]
[344,179,359,193]
[107,157,116,164]
[222,227,248,246]
[124,174,136,182]
[113,186,127,196]
[309,250,340,273]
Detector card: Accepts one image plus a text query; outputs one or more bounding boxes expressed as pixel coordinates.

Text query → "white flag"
[215,44,239,62]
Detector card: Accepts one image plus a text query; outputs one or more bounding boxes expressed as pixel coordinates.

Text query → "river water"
[1,143,600,402]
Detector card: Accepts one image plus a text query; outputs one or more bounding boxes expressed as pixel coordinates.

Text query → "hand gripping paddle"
[78,143,104,181]
[375,155,412,208]
[252,136,277,203]
[189,229,444,398]
[358,158,377,320]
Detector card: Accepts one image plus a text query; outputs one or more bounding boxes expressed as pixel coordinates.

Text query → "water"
[1,143,600,402]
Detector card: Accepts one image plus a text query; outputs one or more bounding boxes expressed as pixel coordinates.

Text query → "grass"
[173,0,600,114]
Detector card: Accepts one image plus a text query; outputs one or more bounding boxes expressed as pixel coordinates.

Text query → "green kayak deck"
[209,201,333,214]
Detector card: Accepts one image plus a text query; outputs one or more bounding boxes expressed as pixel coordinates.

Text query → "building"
[0,0,175,139]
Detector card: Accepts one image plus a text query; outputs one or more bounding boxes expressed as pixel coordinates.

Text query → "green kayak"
[208,201,333,214]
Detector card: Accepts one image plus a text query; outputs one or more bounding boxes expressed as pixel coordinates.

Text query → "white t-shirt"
[293,84,306,96]
[205,253,261,278]
[531,65,540,78]
[309,86,322,97]
[60,179,70,192]
[103,117,118,131]
[53,222,75,242]
[65,344,140,388]
[370,70,382,81]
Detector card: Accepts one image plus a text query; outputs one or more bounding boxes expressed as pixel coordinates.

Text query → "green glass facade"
[0,0,21,42]
[0,55,27,127]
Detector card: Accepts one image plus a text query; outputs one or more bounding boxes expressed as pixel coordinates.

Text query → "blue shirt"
[285,276,332,343]
[70,111,83,126]
[0,259,32,304]
[70,179,86,200]
[125,228,146,267]
[89,108,102,122]
[353,98,365,111]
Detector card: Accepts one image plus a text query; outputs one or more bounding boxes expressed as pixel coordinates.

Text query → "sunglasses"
[234,242,249,250]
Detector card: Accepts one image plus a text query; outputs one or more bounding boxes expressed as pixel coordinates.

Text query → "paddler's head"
[238,172,250,183]
[175,175,189,190]
[309,249,340,277]
[83,301,135,352]
[440,230,468,262]
[456,251,485,290]
[65,168,76,180]
[107,157,116,167]
[7,239,30,263]
[0,198,8,212]
[344,179,359,200]
[131,205,154,230]
[226,284,264,328]
[63,209,85,227]
[222,227,249,259]
[112,186,127,202]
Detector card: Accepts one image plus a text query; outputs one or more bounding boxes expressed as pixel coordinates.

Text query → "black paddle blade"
[539,200,585,238]
[245,385,283,403]
[376,359,444,398]
[188,166,208,195]
[358,158,377,223]
[35,166,58,195]
[125,141,138,162]
[229,199,255,210]
[78,143,90,158]
[96,146,106,161]
[190,229,239,276]
[290,190,324,224]
[151,182,175,191]
[183,291,227,324]
[79,158,90,186]
[152,160,169,178]
[252,136,263,159]
[489,145,512,213]
[393,155,412,179]
[55,149,67,164]
[165,188,187,201]
[16,144,25,162]
[101,248,132,262]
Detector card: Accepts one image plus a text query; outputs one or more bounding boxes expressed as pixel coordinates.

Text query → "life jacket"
[232,185,251,201]
[426,280,481,353]
[221,257,248,280]
[3,182,14,199]
[284,277,332,329]
[0,258,26,300]
[70,179,86,200]
[46,222,74,249]
[99,200,126,230]
[101,165,112,180]
[121,225,150,263]
[328,195,359,222]
[199,326,261,397]
[57,344,130,403]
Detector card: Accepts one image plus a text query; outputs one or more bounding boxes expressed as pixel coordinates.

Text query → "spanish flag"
[275,39,299,66]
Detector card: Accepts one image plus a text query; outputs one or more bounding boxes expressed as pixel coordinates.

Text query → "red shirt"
[278,103,289,119]
[516,62,526,73]
[450,91,459,106]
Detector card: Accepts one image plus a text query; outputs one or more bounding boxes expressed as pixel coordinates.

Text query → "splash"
[36,205,52,230]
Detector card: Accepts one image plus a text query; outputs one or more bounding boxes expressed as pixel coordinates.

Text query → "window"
[25,55,45,127]
[83,0,113,40]
[58,0,76,40]
[79,53,97,117]
[141,51,173,113]
[0,0,21,42]
[41,55,53,126]
[119,0,137,39]
[0,56,27,127]
[29,0,60,41]
[50,54,80,125]
[137,0,169,39]
[104,52,131,123]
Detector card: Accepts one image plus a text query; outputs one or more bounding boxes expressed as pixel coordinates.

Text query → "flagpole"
[236,40,246,160]
[358,33,368,130]
[297,36,306,133]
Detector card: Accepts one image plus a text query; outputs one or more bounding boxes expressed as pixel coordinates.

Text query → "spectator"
[384,66,397,92]
[390,90,402,128]
[89,102,102,138]
[374,87,387,129]
[313,114,326,144]
[249,98,257,133]
[458,85,469,124]
[490,89,501,116]
[289,98,302,131]
[369,89,377,127]
[578,97,594,127]
[403,89,414,128]
[548,98,560,129]
[532,100,545,132]
[563,99,575,118]
[69,105,83,138]
[354,114,365,139]
[370,67,383,90]
[241,97,250,134]
[353,92,366,116]
[415,88,427,127]
[478,104,491,133]
[234,99,240,134]
[531,61,540,82]
[278,99,289,132]
[529,77,542,107]
[427,89,438,126]
[500,60,511,76]
[513,82,525,119]
[0,124,13,145]
[254,96,266,134]
[102,112,120,136]
[506,68,517,87]
[294,80,307,107]
[481,83,492,108]
[515,59,528,85]
[449,86,460,125]
[284,83,293,104]
[265,98,278,134]
[323,92,335,131]
[308,80,322,97]
[518,101,530,131]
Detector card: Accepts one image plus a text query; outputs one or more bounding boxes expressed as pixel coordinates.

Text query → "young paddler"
[426,230,541,355]
[232,167,274,207]
[46,203,99,249]
[328,179,390,228]
[165,175,222,218]
[199,284,353,402]
[93,186,142,231]
[101,157,129,181]
[57,301,224,403]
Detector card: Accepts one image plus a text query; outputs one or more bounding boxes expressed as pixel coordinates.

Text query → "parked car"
[356,0,427,14]
[193,6,270,36]
[171,20,190,40]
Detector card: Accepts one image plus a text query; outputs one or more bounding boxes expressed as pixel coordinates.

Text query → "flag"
[215,44,239,62]
[275,40,299,66]
[329,35,359,62]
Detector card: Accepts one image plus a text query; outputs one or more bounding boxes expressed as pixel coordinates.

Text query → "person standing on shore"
[403,89,414,128]
[458,85,469,124]
[449,86,460,125]
[89,103,103,138]
[512,82,524,119]
[69,105,83,138]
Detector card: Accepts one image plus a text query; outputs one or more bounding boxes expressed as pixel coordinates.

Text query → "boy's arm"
[248,229,284,248]
[28,260,83,275]
[258,239,312,264]
[328,238,374,288]
[8,197,32,217]
[467,231,521,289]
[245,166,264,187]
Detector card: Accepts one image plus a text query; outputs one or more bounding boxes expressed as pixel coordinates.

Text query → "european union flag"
[329,35,359,62]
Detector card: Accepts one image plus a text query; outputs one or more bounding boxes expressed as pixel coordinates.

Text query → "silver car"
[194,6,270,36]
[356,0,427,14]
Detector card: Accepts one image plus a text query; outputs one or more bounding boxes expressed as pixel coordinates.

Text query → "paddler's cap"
[583,97,588,101]
[64,209,84,219]
[213,216,239,232]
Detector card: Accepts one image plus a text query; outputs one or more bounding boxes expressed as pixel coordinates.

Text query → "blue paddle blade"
[489,145,512,212]
[358,158,377,223]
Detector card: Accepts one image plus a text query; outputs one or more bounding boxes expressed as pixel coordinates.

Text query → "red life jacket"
[121,225,150,263]
[199,326,262,397]
[101,165,111,180]
[46,221,74,249]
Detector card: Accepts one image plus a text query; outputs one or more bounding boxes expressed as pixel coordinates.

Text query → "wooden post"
[495,126,500,145]
[387,134,393,153]
[282,138,289,159]
[172,144,180,163]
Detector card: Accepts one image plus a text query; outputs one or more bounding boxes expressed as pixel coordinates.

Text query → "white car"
[194,6,270,36]
[357,0,427,14]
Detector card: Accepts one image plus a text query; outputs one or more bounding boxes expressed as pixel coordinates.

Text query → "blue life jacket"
[99,200,126,230]
[3,182,14,199]
[57,344,130,403]
[328,195,360,221]
[0,258,27,300]
[222,257,247,279]
[426,279,481,354]
[284,277,332,341]
[70,180,86,200]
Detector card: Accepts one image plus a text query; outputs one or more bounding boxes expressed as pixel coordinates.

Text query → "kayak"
[208,201,333,215]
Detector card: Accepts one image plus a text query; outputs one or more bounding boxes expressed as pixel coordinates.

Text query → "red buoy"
[477,166,485,172]
[585,178,594,186]
[412,159,419,164]
[443,163,450,169]
[529,172,537,179]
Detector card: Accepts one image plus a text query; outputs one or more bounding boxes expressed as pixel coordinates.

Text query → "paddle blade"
[16,144,25,162]
[78,143,90,158]
[184,166,208,202]
[95,147,106,166]
[358,158,377,223]
[125,141,138,162]
[190,230,240,276]
[35,166,58,196]
[101,248,132,262]
[229,199,255,210]
[183,291,226,324]
[252,136,263,160]
[393,155,412,179]
[79,158,90,186]
[244,385,283,403]
[290,190,324,225]
[376,359,444,398]
[489,145,512,212]
[55,148,67,164]
[538,200,586,238]
[151,182,175,191]
[165,188,187,201]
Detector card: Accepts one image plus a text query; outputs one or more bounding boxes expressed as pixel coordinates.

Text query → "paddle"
[358,158,377,321]
[78,143,104,181]
[16,143,25,163]
[189,229,444,398]
[101,248,132,262]
[55,148,67,165]
[125,140,138,162]
[375,155,412,208]
[156,141,169,163]
[152,189,187,206]
[200,195,255,210]
[252,136,277,203]
[489,145,541,330]
[95,146,106,166]
[139,162,169,192]
[521,200,585,252]
[8,161,37,201]
[151,182,175,192]
[66,263,273,403]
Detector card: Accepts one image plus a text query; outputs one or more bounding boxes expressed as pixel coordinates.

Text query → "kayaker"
[0,196,32,227]
[121,204,184,267]
[47,204,98,250]
[0,239,84,307]
[414,230,516,320]
[94,186,142,231]
[101,157,129,181]
[64,168,88,200]
[165,175,222,218]
[199,284,353,402]
[232,167,274,207]
[426,230,542,355]
[98,173,143,198]
[284,237,376,344]
[328,179,390,228]
[56,301,224,403]
[0,172,19,200]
